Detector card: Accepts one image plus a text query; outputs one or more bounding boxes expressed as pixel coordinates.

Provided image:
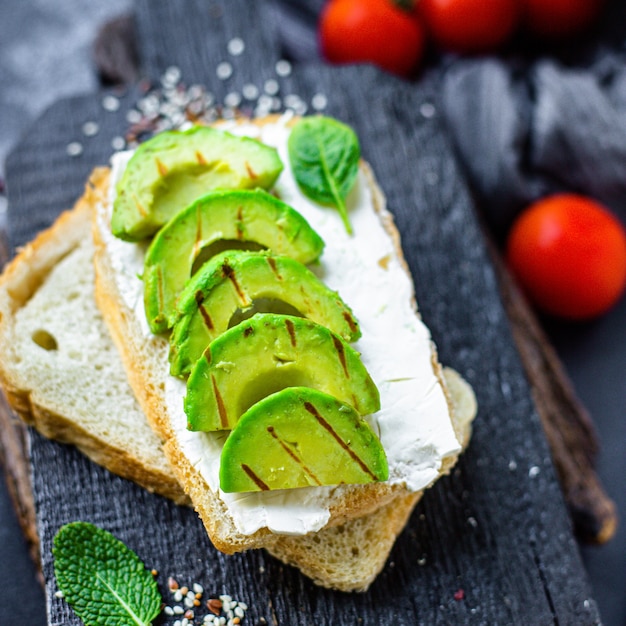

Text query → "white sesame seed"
[216,62,233,80]
[164,606,175,616]
[419,102,436,118]
[529,466,540,478]
[311,93,327,111]
[174,621,181,626]
[181,619,189,626]
[54,590,64,599]
[162,65,182,87]
[102,95,121,112]
[263,79,280,95]
[126,109,142,124]
[220,594,232,603]
[227,37,245,56]
[224,92,242,108]
[234,606,245,618]
[237,602,247,611]
[509,460,517,471]
[242,84,259,100]
[184,597,195,608]
[467,516,478,528]
[193,583,204,594]
[111,136,126,151]
[66,141,83,157]
[275,59,292,77]
[82,121,99,137]
[174,605,184,614]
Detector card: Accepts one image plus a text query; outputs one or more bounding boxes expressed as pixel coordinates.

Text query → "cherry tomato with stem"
[418,0,521,54]
[506,194,626,320]
[319,0,426,78]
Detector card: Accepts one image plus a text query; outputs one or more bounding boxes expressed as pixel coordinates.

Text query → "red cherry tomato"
[522,0,604,38]
[418,0,521,54]
[506,194,626,320]
[319,0,426,78]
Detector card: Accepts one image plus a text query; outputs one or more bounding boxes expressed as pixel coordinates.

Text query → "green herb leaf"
[288,116,360,235]
[53,522,162,626]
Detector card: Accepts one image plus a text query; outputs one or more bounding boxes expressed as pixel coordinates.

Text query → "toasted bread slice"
[91,115,475,555]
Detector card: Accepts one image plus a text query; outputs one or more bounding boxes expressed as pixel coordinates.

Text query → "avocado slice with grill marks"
[219,387,388,493]
[142,189,324,334]
[169,250,360,377]
[184,313,379,432]
[111,125,284,241]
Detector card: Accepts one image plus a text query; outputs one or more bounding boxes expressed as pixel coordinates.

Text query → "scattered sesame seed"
[237,602,247,611]
[184,596,195,608]
[234,606,245,618]
[54,590,64,599]
[275,59,292,77]
[584,599,590,609]
[529,466,540,478]
[111,136,126,151]
[164,606,175,616]
[180,586,189,595]
[174,605,184,614]
[216,62,233,80]
[169,577,180,591]
[311,93,328,111]
[193,583,204,594]
[66,141,83,157]
[162,65,182,88]
[467,516,478,528]
[263,79,280,95]
[82,121,100,137]
[419,102,436,118]
[174,589,183,602]
[174,620,182,626]
[102,94,121,112]
[242,84,259,100]
[224,92,242,108]
[184,609,195,619]
[509,460,518,471]
[181,619,189,626]
[227,37,246,56]
[417,556,427,566]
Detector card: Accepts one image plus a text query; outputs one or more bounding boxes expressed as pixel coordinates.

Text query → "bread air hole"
[31,329,58,351]
[229,298,304,328]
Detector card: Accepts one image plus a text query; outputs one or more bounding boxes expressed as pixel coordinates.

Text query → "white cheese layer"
[104,114,461,536]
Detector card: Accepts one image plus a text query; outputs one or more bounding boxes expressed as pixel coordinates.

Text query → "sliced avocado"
[169,250,360,377]
[184,313,379,432]
[219,387,388,493]
[111,126,284,241]
[142,189,324,334]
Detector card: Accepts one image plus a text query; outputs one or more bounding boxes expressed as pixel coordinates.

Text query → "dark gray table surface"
[1,1,625,625]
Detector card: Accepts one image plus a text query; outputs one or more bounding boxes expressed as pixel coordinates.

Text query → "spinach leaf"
[53,522,162,626]
[288,116,360,235]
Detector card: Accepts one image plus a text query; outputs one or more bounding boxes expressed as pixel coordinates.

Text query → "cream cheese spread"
[104,113,461,536]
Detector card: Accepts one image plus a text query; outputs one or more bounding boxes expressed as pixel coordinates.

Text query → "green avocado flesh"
[111,126,284,241]
[219,387,388,493]
[184,313,380,432]
[168,250,360,377]
[142,189,325,334]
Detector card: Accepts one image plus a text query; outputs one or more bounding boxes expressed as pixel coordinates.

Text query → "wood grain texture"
[3,1,601,623]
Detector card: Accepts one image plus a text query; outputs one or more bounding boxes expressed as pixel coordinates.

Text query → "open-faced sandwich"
[0,112,476,592]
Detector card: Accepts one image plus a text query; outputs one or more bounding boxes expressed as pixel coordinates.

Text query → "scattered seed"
[193,583,204,594]
[529,466,540,478]
[224,92,242,108]
[174,605,185,614]
[263,79,279,95]
[102,94,121,112]
[54,590,64,599]
[419,102,436,118]
[169,577,180,591]
[509,460,518,471]
[242,84,259,100]
[174,590,183,602]
[275,59,292,77]
[227,37,245,56]
[216,62,233,80]
[311,93,328,111]
[111,136,126,151]
[66,142,83,157]
[164,606,175,616]
[82,121,99,137]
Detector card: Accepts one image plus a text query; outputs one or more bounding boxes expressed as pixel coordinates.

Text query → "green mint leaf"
[288,116,360,235]
[53,522,162,626]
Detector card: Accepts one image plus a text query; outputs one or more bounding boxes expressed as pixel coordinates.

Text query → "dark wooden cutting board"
[4,1,600,623]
